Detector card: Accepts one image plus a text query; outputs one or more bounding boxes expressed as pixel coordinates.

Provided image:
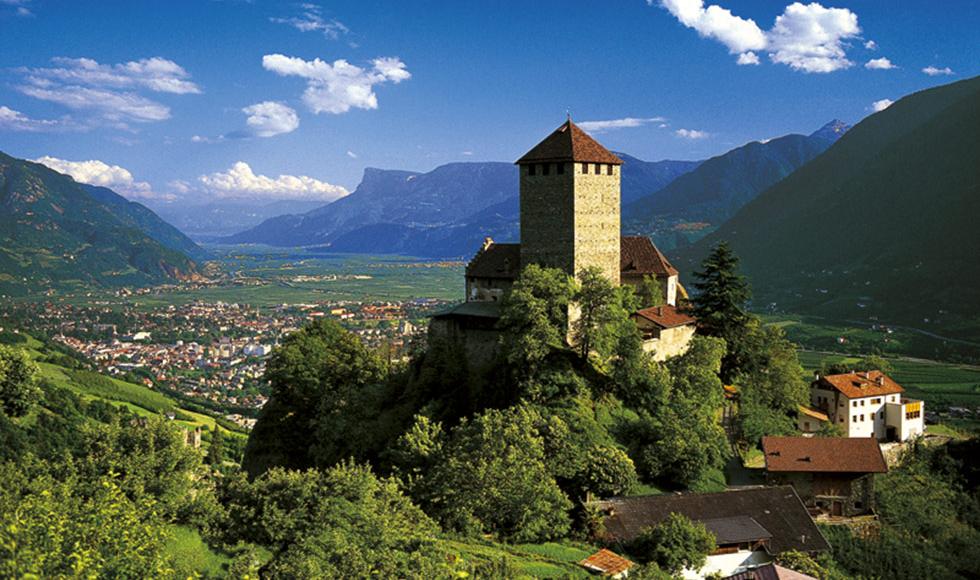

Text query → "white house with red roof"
[808,370,924,441]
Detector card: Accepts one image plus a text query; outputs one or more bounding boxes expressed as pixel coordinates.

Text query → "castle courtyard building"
[808,370,924,442]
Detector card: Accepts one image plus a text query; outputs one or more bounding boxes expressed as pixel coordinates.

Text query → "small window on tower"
[528,164,536,176]
[542,163,550,176]
[594,163,600,174]
[556,163,564,175]
[582,163,589,174]
[606,164,614,175]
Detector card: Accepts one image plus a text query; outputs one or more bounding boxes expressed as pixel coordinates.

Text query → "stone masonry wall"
[573,162,620,284]
[520,163,576,275]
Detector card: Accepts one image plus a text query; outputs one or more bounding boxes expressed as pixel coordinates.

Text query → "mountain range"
[0,152,203,295]
[147,199,327,242]
[624,120,849,248]
[675,76,980,332]
[222,156,703,256]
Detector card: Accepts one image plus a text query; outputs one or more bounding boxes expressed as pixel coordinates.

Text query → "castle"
[431,119,695,363]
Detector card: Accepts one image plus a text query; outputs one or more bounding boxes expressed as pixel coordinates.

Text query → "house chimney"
[482,237,494,251]
[877,376,885,386]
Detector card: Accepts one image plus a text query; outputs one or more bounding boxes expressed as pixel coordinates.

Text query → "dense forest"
[1,245,977,577]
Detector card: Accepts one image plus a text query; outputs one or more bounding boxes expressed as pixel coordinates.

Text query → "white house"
[808,370,924,442]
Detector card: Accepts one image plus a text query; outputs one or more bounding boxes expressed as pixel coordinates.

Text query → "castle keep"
[432,119,694,363]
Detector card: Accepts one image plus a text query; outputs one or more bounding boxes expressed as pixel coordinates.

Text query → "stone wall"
[573,162,620,284]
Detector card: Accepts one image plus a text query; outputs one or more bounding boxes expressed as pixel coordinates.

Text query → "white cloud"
[675,128,709,139]
[242,101,299,137]
[198,161,349,201]
[660,0,766,56]
[922,66,954,76]
[346,150,358,159]
[26,57,200,94]
[865,57,896,70]
[271,4,349,39]
[34,155,161,199]
[19,85,170,123]
[167,179,192,194]
[262,54,410,114]
[14,56,200,127]
[578,116,667,133]
[657,1,862,73]
[871,99,893,112]
[767,3,860,73]
[864,40,877,50]
[0,105,73,132]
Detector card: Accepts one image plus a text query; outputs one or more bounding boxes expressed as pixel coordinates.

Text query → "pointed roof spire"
[516,119,623,165]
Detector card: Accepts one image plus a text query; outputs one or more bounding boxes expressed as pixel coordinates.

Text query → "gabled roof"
[516,120,623,165]
[621,236,679,277]
[701,516,772,545]
[798,406,829,422]
[579,548,635,576]
[466,242,521,279]
[762,436,888,474]
[815,370,904,399]
[595,486,830,554]
[632,305,696,329]
[430,301,502,319]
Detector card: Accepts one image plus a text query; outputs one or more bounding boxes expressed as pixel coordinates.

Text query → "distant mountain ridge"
[674,76,980,333]
[224,156,702,256]
[148,199,326,241]
[0,152,202,295]
[624,120,850,247]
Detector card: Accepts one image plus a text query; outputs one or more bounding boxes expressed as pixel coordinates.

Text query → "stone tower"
[516,119,623,284]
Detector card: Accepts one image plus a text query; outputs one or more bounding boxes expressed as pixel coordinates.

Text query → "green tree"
[637,275,665,308]
[690,242,752,382]
[217,461,449,577]
[244,319,386,476]
[498,264,576,374]
[207,425,224,466]
[736,323,808,445]
[573,266,619,359]
[630,513,716,574]
[419,405,573,542]
[0,345,40,417]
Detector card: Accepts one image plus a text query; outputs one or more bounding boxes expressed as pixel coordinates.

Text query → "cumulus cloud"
[657,1,862,73]
[578,116,667,133]
[675,128,709,139]
[13,56,200,127]
[346,150,358,159]
[242,101,299,137]
[922,66,954,76]
[262,54,410,114]
[34,156,162,199]
[865,57,896,70]
[864,40,877,50]
[271,3,349,39]
[198,161,349,201]
[871,99,893,112]
[0,105,73,132]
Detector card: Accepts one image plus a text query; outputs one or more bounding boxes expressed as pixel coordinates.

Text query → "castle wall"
[573,162,620,284]
[520,163,576,275]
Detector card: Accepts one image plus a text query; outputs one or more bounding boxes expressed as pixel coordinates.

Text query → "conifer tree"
[690,242,752,382]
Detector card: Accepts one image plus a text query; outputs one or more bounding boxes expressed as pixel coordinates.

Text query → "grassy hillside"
[0,152,200,296]
[675,76,980,338]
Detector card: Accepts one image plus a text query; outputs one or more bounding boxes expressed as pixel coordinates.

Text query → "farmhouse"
[762,436,888,517]
[594,486,829,579]
[431,120,695,362]
[807,370,924,441]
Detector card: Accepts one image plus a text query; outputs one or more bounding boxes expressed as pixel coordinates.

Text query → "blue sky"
[1,0,976,205]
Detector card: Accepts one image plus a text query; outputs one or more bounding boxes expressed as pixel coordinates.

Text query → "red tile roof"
[724,563,817,580]
[762,436,888,474]
[815,370,904,399]
[621,236,679,277]
[579,549,634,576]
[632,305,696,329]
[466,242,521,279]
[516,120,623,165]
